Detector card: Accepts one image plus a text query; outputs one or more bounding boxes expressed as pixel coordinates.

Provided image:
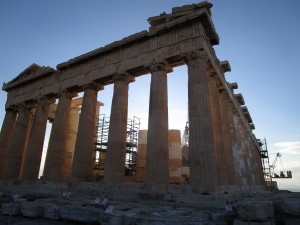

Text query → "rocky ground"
[0,182,299,225]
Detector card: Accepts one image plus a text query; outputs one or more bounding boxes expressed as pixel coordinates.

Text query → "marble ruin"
[0,1,264,193]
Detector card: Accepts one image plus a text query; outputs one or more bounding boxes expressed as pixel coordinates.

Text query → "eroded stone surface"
[237,201,274,221]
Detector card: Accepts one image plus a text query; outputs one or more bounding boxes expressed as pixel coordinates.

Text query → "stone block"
[137,159,146,167]
[281,200,300,216]
[284,218,300,225]
[211,212,226,221]
[59,205,101,223]
[123,211,138,225]
[237,201,273,221]
[165,210,189,217]
[43,204,60,220]
[169,159,182,168]
[137,144,147,158]
[1,203,21,215]
[21,202,43,217]
[169,167,182,177]
[182,166,190,177]
[234,220,272,225]
[104,211,122,225]
[138,130,148,145]
[169,143,182,159]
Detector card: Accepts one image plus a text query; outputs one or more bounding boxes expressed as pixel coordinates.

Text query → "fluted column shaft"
[227,103,242,185]
[62,106,80,179]
[237,118,252,185]
[232,113,248,185]
[185,50,217,189]
[145,64,169,185]
[0,108,17,178]
[71,83,102,181]
[219,90,236,185]
[243,131,255,185]
[254,144,265,185]
[43,91,75,180]
[208,74,228,185]
[2,105,31,180]
[21,98,52,180]
[104,74,132,184]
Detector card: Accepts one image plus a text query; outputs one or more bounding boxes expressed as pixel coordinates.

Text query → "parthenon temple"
[0,1,264,194]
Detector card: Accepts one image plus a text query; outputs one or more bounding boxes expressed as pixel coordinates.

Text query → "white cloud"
[274,141,300,155]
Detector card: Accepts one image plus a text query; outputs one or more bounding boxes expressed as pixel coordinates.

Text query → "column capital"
[148,63,172,74]
[113,73,134,83]
[16,102,35,111]
[58,90,77,99]
[36,96,56,106]
[82,82,104,91]
[208,71,218,79]
[183,50,208,64]
[5,105,18,112]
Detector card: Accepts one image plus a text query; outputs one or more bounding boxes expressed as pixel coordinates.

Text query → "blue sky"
[0,0,299,190]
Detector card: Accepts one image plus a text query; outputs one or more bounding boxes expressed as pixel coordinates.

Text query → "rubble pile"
[0,186,299,225]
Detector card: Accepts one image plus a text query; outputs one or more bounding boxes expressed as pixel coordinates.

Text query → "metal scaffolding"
[93,114,109,180]
[93,114,140,180]
[181,121,189,167]
[259,138,273,187]
[125,116,140,176]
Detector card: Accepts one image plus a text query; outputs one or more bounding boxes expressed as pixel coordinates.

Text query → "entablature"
[3,64,55,91]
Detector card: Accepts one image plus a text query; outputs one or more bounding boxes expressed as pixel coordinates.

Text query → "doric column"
[71,82,103,181]
[21,97,53,180]
[226,102,241,185]
[62,106,80,179]
[184,50,217,190]
[254,144,265,185]
[104,74,133,184]
[237,119,252,185]
[145,63,170,185]
[0,108,17,178]
[43,90,76,180]
[2,104,31,180]
[232,112,248,185]
[218,90,236,185]
[244,132,256,185]
[207,73,228,185]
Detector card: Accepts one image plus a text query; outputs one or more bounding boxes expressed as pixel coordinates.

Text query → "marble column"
[255,144,265,185]
[2,104,31,180]
[62,106,80,180]
[239,121,252,185]
[254,141,265,185]
[21,97,53,180]
[207,73,228,185]
[104,74,132,184]
[232,112,248,185]
[226,102,242,185]
[145,64,170,185]
[185,50,217,189]
[219,90,236,185]
[249,141,260,185]
[244,133,256,185]
[0,108,17,178]
[71,83,103,181]
[43,90,75,180]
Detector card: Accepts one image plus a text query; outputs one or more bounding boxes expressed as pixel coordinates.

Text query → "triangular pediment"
[147,2,212,28]
[3,63,55,90]
[147,1,218,45]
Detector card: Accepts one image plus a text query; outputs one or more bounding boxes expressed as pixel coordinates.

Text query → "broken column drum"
[0,2,264,191]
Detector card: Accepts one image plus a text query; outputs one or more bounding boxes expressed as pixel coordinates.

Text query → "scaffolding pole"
[259,138,277,190]
[93,114,140,180]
